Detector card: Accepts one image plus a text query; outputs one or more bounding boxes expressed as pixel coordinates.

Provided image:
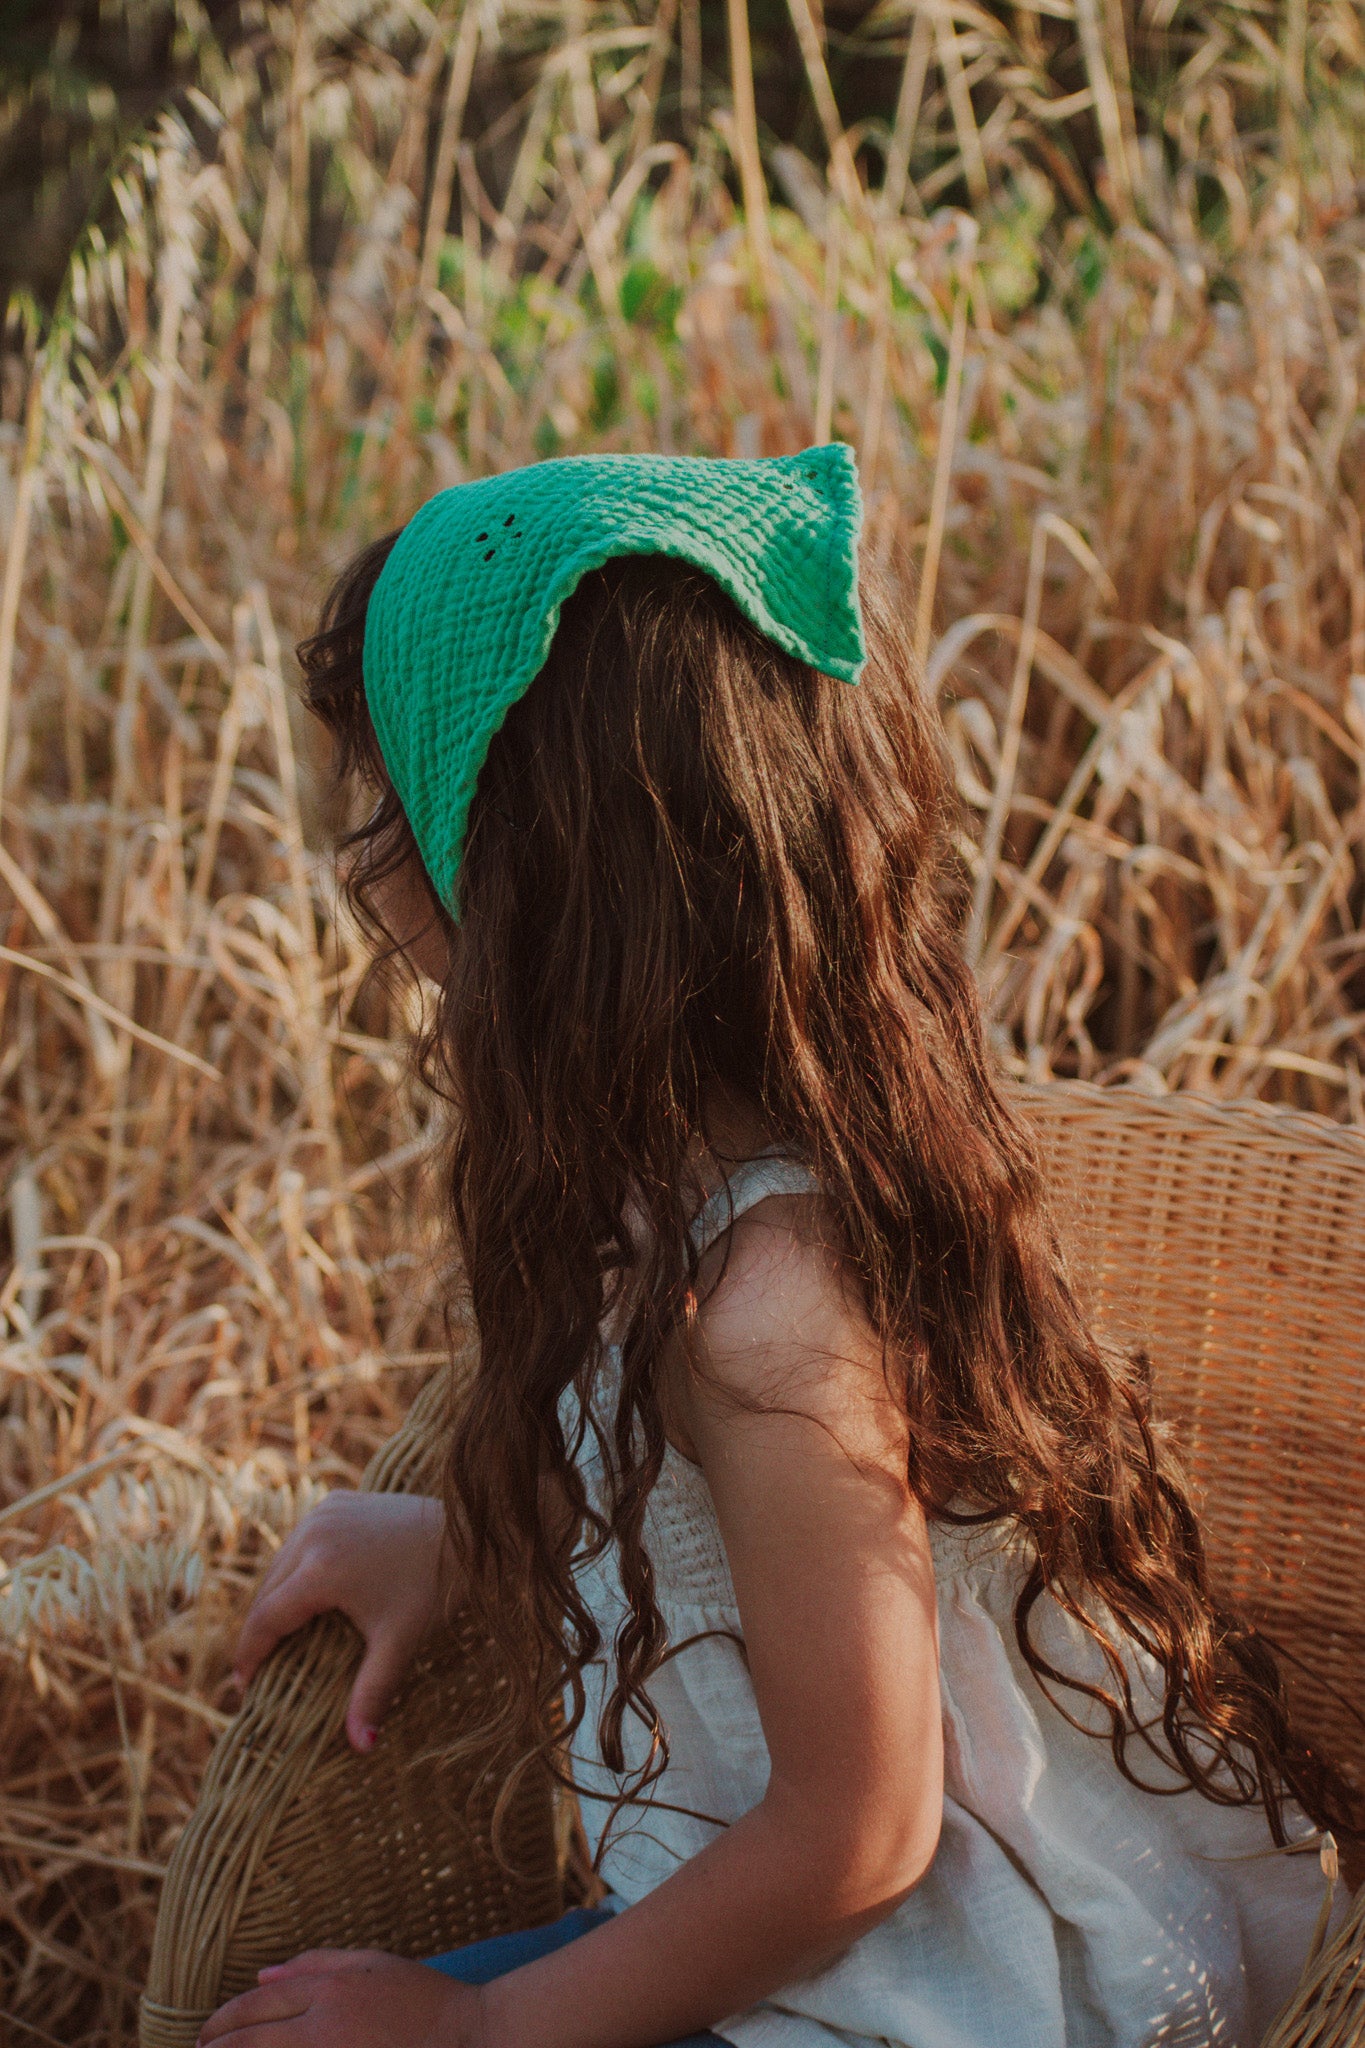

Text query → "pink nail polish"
[358,1724,377,1751]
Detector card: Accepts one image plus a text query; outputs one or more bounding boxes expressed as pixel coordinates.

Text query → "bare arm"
[479,1195,943,2048]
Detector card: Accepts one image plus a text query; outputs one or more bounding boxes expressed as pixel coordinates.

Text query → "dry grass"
[1,2,1363,2039]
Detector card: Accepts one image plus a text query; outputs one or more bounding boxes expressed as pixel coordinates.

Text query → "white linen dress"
[564,1155,1330,2048]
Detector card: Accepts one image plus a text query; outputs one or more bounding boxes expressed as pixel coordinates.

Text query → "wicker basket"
[139,1081,1365,2047]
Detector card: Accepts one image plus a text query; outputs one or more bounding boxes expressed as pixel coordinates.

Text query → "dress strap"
[688,1153,823,1260]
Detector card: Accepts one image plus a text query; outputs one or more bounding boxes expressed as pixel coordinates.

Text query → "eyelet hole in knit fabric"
[363,443,867,912]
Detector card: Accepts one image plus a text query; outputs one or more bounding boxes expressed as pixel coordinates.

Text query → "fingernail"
[259,1964,283,1979]
[358,1724,377,1751]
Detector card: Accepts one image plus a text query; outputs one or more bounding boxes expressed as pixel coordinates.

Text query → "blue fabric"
[422,1905,726,2047]
[422,1907,616,1985]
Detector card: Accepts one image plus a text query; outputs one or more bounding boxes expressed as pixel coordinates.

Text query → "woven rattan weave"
[139,1080,1365,2048]
[1019,1080,1365,1799]
[139,1368,565,2048]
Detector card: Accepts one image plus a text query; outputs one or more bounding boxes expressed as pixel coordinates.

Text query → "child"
[201,447,1350,2048]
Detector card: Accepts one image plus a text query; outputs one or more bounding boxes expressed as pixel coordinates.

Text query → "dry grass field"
[1,2,1363,2039]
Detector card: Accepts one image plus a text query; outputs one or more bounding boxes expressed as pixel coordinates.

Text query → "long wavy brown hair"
[299,531,1358,1851]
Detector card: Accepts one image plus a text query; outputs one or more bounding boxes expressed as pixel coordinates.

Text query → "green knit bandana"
[362,442,866,911]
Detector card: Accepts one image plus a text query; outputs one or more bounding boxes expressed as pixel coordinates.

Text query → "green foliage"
[979,170,1055,316]
[590,356,622,432]
[620,259,684,336]
[922,322,950,397]
[1073,229,1107,304]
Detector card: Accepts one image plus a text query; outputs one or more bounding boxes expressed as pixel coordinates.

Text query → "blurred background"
[1,1,1363,2040]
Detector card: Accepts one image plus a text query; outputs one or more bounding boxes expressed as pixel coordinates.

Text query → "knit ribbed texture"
[362,444,866,909]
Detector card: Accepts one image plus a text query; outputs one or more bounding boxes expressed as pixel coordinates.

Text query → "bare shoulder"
[694,1191,857,1362]
[676,1190,906,1465]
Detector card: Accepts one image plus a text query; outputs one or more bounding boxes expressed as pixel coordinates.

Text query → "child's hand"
[197,1949,480,2048]
[232,1492,455,1751]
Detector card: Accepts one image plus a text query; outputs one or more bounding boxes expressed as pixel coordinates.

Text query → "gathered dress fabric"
[562,1156,1328,2048]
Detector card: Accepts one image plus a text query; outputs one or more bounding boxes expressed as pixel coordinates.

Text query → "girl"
[202,447,1351,2048]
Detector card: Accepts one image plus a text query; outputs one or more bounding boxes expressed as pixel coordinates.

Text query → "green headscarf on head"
[361,442,867,913]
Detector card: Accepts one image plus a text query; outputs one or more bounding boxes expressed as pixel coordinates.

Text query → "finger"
[260,1949,392,1980]
[197,1980,310,2042]
[345,1629,414,1751]
[243,1525,311,1614]
[232,1565,309,1686]
[232,1568,328,1689]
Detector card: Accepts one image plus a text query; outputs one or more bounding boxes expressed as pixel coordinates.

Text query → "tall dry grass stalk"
[1,3,1363,2039]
